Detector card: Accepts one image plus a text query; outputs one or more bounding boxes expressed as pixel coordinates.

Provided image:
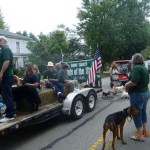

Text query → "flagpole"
[97,43,99,48]
[97,44,102,88]
[61,49,64,62]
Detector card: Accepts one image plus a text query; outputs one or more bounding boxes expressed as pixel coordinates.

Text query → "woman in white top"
[109,61,120,94]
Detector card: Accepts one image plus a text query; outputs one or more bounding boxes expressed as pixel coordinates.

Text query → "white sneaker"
[1,113,16,118]
[0,117,14,123]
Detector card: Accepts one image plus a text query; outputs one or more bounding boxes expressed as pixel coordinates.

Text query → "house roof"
[0,29,30,41]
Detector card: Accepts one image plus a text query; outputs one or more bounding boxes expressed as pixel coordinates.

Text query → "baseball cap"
[47,61,54,66]
[0,36,8,42]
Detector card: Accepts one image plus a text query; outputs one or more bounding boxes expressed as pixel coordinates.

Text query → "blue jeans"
[1,76,15,118]
[129,91,150,129]
[52,82,64,93]
[45,81,64,94]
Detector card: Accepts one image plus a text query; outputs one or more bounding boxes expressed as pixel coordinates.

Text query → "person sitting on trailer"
[58,63,76,93]
[12,62,41,111]
[33,64,41,81]
[55,62,62,74]
[43,61,66,102]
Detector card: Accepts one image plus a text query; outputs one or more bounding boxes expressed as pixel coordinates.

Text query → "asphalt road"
[0,77,150,150]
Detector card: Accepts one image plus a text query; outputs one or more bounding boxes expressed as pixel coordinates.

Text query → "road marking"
[89,131,110,150]
[89,119,129,150]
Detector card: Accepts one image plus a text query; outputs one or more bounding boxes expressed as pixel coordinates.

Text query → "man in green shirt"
[0,36,15,123]
[43,61,66,102]
[59,63,76,93]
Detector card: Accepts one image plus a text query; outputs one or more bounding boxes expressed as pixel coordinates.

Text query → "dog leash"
[127,116,132,122]
[122,109,132,122]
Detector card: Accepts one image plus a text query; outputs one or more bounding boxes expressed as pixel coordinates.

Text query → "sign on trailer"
[65,59,102,87]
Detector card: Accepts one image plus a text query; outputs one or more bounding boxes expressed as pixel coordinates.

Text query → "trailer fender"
[62,88,95,115]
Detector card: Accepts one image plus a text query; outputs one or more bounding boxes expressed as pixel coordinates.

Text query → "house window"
[16,42,20,53]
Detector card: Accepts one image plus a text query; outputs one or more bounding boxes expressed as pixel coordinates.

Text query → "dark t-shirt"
[24,74,40,89]
[43,69,58,80]
[0,45,13,77]
[129,64,149,93]
[58,70,70,83]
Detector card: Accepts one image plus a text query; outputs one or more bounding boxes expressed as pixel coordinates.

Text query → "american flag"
[87,49,102,85]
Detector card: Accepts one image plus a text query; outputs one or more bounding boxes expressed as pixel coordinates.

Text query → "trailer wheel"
[71,95,84,120]
[86,91,96,112]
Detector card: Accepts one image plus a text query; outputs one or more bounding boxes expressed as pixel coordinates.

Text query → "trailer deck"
[0,102,62,135]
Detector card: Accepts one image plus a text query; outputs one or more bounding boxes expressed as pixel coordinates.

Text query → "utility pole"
[61,49,64,62]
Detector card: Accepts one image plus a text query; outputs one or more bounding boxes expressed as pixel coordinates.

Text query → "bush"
[13,68,24,77]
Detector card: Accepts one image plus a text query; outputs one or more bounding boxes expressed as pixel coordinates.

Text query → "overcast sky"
[0,0,82,35]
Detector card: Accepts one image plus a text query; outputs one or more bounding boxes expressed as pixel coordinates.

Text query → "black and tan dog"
[102,107,140,150]
[102,91,111,99]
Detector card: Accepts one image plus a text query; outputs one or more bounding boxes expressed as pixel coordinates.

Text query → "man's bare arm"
[0,60,10,81]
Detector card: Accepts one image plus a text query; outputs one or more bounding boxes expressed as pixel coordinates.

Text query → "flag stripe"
[87,48,102,85]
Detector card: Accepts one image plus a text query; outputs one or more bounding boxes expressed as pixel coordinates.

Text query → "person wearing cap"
[0,36,16,123]
[43,61,66,102]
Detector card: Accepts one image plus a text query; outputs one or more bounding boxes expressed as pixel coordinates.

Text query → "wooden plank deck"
[0,102,61,131]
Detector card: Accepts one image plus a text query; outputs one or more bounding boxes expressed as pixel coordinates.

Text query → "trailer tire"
[85,91,96,112]
[71,95,84,120]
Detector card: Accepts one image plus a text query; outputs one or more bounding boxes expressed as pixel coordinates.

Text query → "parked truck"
[0,85,101,136]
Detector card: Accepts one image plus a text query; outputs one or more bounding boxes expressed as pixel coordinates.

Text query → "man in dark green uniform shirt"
[0,36,15,123]
[44,61,66,102]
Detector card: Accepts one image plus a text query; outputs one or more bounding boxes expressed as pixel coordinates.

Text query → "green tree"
[16,31,38,41]
[0,9,9,29]
[77,0,150,67]
[57,24,87,61]
[27,30,69,68]
[77,0,123,66]
[141,46,150,60]
[115,0,150,59]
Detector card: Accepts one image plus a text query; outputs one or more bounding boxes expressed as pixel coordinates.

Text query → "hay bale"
[64,87,70,96]
[38,82,85,106]
[39,86,70,106]
[79,83,85,89]
[39,88,59,106]
[16,83,85,112]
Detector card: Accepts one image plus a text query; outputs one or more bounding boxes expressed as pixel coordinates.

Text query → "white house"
[0,29,31,68]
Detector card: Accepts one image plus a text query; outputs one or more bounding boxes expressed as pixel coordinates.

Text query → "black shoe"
[58,93,66,100]
[33,104,39,111]
[58,99,64,103]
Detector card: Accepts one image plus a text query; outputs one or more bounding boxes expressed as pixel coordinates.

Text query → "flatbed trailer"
[0,87,102,136]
